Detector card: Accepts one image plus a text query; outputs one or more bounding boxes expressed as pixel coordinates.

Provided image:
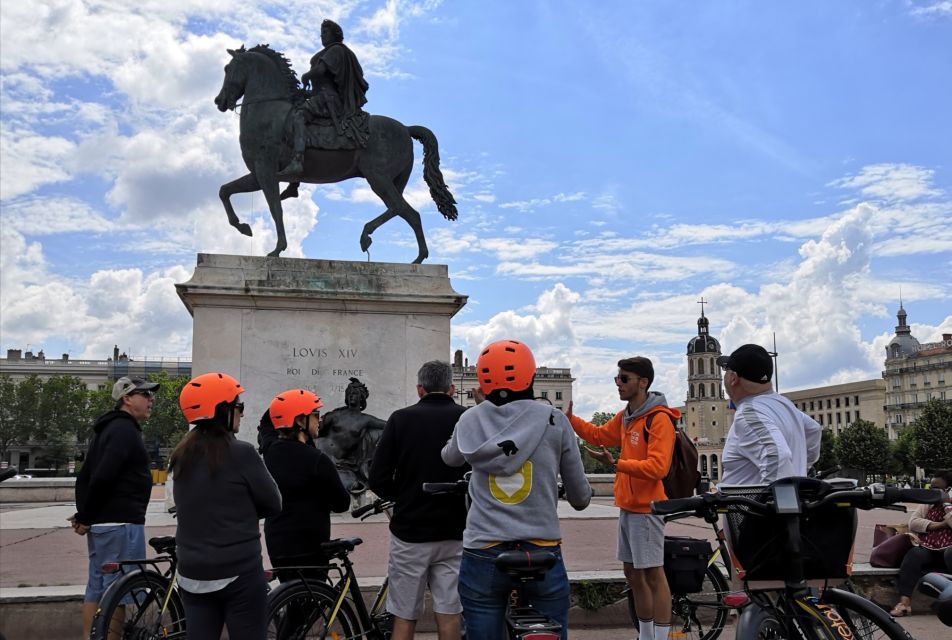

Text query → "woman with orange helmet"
[169,373,281,640]
[263,389,350,582]
[441,340,592,640]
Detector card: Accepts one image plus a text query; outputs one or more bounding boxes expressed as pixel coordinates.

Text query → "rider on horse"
[277,20,370,180]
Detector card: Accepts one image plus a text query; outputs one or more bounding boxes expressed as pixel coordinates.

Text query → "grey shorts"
[616,511,665,568]
[386,535,463,620]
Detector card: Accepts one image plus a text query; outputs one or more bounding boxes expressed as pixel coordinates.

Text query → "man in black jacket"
[72,376,157,637]
[370,361,469,640]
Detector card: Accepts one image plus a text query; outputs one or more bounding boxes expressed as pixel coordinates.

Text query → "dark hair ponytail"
[169,400,234,481]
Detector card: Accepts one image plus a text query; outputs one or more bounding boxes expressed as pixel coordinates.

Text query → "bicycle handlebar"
[0,467,19,482]
[350,498,393,519]
[422,479,470,495]
[651,482,944,518]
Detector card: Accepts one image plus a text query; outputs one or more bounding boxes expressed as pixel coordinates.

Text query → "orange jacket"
[570,405,680,513]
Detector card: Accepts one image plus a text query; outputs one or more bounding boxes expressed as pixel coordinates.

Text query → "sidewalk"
[1,491,945,639]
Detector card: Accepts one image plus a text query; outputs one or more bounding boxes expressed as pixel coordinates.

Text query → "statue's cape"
[313,42,368,114]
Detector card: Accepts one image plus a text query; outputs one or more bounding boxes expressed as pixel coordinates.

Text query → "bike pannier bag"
[663,536,712,595]
[645,412,701,499]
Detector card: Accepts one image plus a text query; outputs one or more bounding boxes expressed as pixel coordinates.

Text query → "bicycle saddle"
[321,537,363,554]
[495,549,557,580]
[148,536,176,555]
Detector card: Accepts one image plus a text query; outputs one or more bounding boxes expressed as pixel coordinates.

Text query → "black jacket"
[173,438,282,580]
[74,410,152,526]
[369,393,469,542]
[264,438,350,560]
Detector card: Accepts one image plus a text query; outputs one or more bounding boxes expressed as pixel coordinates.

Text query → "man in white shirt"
[717,344,821,485]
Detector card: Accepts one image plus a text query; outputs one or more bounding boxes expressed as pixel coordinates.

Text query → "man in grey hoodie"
[442,340,592,640]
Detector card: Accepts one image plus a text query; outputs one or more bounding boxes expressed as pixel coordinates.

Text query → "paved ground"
[1,488,946,638]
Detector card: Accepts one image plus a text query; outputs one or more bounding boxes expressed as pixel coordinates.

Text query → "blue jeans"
[458,543,569,640]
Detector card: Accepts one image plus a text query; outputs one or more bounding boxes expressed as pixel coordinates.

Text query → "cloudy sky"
[2,0,950,419]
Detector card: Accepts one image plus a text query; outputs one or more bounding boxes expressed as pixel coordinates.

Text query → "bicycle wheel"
[817,588,914,640]
[266,579,360,640]
[89,569,186,640]
[628,564,730,640]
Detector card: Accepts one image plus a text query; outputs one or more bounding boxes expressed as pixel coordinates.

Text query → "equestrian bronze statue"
[214,22,457,262]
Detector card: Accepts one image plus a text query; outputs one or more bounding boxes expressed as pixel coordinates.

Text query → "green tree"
[910,399,952,473]
[578,410,621,473]
[835,420,891,482]
[36,376,90,471]
[141,372,190,451]
[815,428,839,474]
[0,375,33,461]
[890,427,917,478]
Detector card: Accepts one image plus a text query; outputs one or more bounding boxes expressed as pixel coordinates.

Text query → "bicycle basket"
[663,536,712,594]
[721,479,857,581]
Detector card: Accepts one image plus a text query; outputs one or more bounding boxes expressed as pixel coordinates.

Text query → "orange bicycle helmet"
[269,389,323,429]
[179,372,245,423]
[476,339,536,395]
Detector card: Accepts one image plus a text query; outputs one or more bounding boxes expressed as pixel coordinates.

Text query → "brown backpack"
[644,411,701,499]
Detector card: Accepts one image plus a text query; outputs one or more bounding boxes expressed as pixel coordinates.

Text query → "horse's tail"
[408,125,458,221]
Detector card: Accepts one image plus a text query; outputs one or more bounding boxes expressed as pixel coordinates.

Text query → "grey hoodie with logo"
[442,399,593,549]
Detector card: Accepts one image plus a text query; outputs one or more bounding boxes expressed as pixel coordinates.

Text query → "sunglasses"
[234,401,245,415]
[614,374,638,384]
[130,390,155,399]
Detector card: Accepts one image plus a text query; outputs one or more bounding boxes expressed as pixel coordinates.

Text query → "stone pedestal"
[176,254,467,443]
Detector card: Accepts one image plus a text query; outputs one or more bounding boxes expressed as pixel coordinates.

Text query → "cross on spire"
[697,297,707,318]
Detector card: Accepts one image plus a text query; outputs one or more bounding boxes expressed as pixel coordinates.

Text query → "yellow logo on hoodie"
[489,461,533,505]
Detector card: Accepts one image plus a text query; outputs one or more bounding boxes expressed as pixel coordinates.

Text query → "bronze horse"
[214,45,457,261]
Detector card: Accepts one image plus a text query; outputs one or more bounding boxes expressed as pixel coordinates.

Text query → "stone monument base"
[176,254,466,443]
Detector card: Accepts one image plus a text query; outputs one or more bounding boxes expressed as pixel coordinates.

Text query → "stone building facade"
[450,349,574,410]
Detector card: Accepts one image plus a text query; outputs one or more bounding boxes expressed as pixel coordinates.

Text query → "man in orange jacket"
[565,356,679,640]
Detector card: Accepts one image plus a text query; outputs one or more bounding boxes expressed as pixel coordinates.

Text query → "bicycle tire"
[628,563,730,640]
[266,579,360,640]
[818,588,913,640]
[89,569,186,640]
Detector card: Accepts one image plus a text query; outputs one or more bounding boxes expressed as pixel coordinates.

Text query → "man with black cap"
[565,356,680,640]
[717,344,821,485]
[71,376,158,637]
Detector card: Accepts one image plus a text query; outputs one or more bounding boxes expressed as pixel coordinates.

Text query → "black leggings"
[897,546,952,597]
[180,566,268,640]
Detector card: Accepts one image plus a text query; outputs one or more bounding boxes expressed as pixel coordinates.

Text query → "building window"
[854,395,859,405]
[711,455,719,481]
[827,413,832,425]
[555,391,563,400]
[689,360,694,375]
[698,359,705,375]
[541,391,548,399]
[844,396,850,407]
[810,401,814,410]
[818,415,823,425]
[826,399,832,409]
[855,410,860,420]
[690,385,695,398]
[836,413,841,424]
[941,392,947,400]
[466,389,473,398]
[712,421,717,427]
[710,383,716,397]
[699,385,705,398]
[711,405,716,412]
[701,455,708,475]
[844,411,850,423]
[835,398,840,408]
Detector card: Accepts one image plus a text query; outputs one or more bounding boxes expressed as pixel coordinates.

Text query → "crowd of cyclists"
[72,339,952,640]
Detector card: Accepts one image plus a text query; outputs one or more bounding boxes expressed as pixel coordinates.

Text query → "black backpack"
[644,412,701,499]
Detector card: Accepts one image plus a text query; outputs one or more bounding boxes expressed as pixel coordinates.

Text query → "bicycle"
[652,476,943,640]
[264,498,395,639]
[88,534,186,640]
[917,571,952,627]
[423,476,561,639]
[626,509,736,640]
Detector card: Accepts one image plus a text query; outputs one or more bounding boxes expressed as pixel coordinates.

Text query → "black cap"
[617,356,654,385]
[716,344,772,384]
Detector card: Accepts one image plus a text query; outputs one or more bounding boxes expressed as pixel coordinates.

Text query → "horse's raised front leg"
[219,173,259,237]
[360,210,398,254]
[255,163,287,257]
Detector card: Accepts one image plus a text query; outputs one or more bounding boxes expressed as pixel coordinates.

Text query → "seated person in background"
[890,469,952,617]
